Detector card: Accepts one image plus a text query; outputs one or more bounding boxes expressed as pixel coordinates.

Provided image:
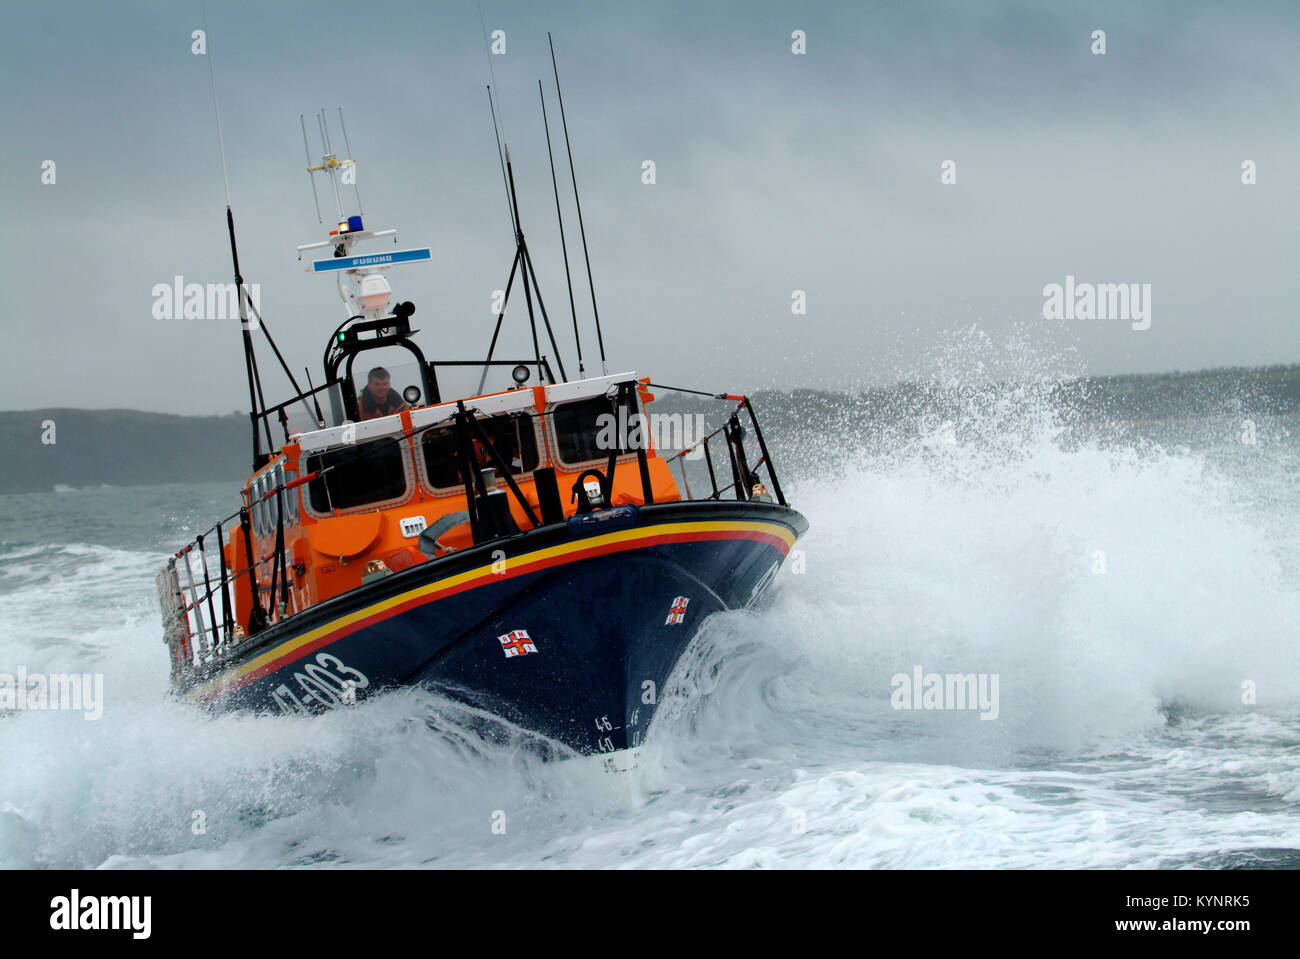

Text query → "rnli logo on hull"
[498,629,538,658]
[665,596,689,626]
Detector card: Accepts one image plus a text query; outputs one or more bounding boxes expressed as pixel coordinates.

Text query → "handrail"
[659,391,787,506]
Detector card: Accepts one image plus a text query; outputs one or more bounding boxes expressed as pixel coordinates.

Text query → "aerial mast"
[539,79,584,378]
[201,6,271,468]
[473,24,569,392]
[549,32,608,375]
[295,111,431,343]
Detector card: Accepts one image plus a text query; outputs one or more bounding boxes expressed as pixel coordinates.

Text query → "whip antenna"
[316,110,346,221]
[477,4,514,235]
[477,3,509,148]
[300,115,322,222]
[540,79,583,376]
[200,2,269,465]
[487,86,516,235]
[202,6,314,467]
[202,1,231,207]
[549,32,606,375]
[337,107,363,216]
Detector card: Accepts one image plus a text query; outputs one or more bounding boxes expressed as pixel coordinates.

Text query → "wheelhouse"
[218,371,686,632]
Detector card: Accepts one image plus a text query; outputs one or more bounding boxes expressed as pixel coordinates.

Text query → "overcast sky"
[1,0,1296,415]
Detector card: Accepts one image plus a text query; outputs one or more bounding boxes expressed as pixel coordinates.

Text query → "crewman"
[357,367,412,420]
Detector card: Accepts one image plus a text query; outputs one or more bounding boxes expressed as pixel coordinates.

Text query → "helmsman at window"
[358,367,412,421]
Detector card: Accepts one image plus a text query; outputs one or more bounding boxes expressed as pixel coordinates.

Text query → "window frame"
[415,409,546,497]
[267,464,283,532]
[284,466,299,526]
[546,394,648,471]
[249,474,265,537]
[300,436,416,519]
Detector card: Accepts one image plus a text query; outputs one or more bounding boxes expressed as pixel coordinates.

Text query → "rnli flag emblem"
[498,629,538,658]
[665,596,689,626]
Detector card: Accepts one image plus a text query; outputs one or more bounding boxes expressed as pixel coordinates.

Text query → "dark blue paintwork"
[186,501,807,756]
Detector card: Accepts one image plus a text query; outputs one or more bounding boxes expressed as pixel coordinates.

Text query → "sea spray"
[1,333,1297,868]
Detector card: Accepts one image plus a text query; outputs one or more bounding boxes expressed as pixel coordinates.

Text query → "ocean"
[2,361,1297,869]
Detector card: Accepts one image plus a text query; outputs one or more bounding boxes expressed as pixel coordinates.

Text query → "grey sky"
[1,0,1296,414]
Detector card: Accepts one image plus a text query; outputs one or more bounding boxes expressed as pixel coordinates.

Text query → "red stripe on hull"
[201,526,790,702]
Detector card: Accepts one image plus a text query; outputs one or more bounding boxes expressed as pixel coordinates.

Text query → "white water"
[2,362,1298,868]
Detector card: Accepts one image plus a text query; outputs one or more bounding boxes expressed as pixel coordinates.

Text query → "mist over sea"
[2,348,1297,869]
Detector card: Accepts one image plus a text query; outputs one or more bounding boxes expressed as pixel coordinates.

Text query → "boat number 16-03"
[271,653,370,714]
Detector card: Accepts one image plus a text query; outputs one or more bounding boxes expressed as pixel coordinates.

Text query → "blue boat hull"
[181,501,807,756]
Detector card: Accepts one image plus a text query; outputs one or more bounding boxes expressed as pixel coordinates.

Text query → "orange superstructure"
[227,375,683,627]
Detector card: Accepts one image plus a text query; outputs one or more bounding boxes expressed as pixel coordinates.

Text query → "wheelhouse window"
[552,395,622,466]
[251,463,291,534]
[261,470,273,533]
[421,411,541,490]
[250,475,265,536]
[305,437,408,513]
[284,468,299,525]
[266,464,282,532]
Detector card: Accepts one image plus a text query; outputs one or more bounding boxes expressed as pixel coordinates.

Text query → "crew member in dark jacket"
[358,367,412,420]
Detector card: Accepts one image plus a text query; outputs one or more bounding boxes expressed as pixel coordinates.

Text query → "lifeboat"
[156,95,807,762]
